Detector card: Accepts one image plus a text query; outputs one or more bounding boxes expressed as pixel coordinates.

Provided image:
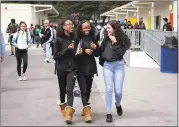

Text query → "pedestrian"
[99,20,131,122]
[33,24,41,48]
[75,20,100,123]
[49,23,56,56]
[12,21,32,81]
[6,18,18,56]
[70,13,81,97]
[1,31,5,62]
[40,20,53,63]
[29,24,35,44]
[53,19,80,124]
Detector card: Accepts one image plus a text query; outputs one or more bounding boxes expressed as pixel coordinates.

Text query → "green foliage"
[54,1,130,20]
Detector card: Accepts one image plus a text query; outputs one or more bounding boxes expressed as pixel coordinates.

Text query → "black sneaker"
[74,90,81,97]
[115,103,123,116]
[106,114,113,122]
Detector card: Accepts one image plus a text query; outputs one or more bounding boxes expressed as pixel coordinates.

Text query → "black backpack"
[7,23,18,34]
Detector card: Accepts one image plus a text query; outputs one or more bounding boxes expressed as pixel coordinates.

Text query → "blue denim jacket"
[1,32,5,57]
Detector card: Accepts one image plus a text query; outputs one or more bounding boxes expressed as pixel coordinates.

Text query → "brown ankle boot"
[65,107,75,124]
[83,106,92,123]
[59,103,67,117]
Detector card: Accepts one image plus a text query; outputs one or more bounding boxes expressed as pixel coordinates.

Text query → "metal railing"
[123,29,177,66]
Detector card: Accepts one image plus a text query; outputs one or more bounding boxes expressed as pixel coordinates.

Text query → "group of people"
[53,13,131,124]
[2,14,131,124]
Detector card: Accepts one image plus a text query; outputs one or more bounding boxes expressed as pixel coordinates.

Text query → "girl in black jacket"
[75,20,100,123]
[99,20,131,122]
[53,19,82,124]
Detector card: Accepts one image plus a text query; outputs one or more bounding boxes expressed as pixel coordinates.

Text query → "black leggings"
[57,70,76,106]
[77,73,94,106]
[15,49,28,76]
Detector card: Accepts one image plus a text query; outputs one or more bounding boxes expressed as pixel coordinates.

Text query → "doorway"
[155,15,161,30]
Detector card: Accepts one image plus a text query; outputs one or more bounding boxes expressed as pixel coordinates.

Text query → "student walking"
[99,20,131,122]
[53,19,80,124]
[40,20,53,63]
[75,20,100,123]
[12,21,32,81]
[70,13,81,97]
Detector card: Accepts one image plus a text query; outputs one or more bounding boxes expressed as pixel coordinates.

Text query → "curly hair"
[103,20,131,50]
[56,19,73,38]
[75,20,96,42]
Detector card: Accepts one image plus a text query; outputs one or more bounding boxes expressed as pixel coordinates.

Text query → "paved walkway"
[1,47,178,126]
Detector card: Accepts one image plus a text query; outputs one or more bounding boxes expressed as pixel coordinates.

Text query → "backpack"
[34,28,41,36]
[15,31,29,44]
[7,23,18,34]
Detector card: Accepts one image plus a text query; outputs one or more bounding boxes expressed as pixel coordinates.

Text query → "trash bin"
[160,36,178,73]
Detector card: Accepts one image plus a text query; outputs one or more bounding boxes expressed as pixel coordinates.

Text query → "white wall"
[1,4,31,31]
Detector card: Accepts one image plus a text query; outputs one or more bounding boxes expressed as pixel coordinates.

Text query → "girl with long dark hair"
[75,20,100,123]
[99,20,131,122]
[12,21,32,81]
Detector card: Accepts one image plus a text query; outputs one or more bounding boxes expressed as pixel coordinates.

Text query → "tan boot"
[83,106,92,123]
[59,103,67,117]
[65,107,75,124]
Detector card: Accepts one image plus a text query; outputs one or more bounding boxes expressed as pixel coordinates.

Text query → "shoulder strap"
[16,32,20,43]
[26,32,28,44]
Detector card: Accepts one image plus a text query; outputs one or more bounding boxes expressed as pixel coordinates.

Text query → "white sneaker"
[22,73,27,81]
[44,58,50,63]
[19,76,23,81]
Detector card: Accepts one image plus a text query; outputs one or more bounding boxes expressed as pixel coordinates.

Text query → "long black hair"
[56,19,73,38]
[75,20,96,42]
[103,20,131,50]
[18,21,27,32]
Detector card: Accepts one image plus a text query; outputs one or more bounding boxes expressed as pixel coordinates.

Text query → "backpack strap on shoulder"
[16,31,20,43]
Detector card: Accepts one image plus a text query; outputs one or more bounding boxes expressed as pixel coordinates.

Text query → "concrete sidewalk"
[1,47,177,126]
[1,48,113,126]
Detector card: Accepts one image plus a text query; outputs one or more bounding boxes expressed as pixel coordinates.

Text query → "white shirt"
[12,30,31,49]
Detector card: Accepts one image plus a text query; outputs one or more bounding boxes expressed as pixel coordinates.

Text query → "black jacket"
[75,35,100,75]
[99,35,131,66]
[41,27,52,43]
[53,35,77,71]
[163,23,173,31]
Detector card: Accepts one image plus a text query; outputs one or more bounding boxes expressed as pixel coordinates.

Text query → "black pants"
[50,43,54,56]
[15,49,28,76]
[57,70,76,106]
[77,73,94,106]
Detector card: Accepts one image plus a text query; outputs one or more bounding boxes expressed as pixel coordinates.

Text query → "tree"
[54,1,130,20]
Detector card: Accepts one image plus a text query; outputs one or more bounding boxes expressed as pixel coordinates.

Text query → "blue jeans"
[43,42,50,59]
[103,59,125,114]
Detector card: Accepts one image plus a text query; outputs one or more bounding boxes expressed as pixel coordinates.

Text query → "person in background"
[70,13,81,97]
[49,23,56,56]
[1,31,5,62]
[40,20,53,63]
[163,18,173,31]
[12,21,32,81]
[122,19,128,29]
[6,18,18,56]
[138,21,146,29]
[33,24,41,48]
[99,20,131,123]
[29,24,35,44]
